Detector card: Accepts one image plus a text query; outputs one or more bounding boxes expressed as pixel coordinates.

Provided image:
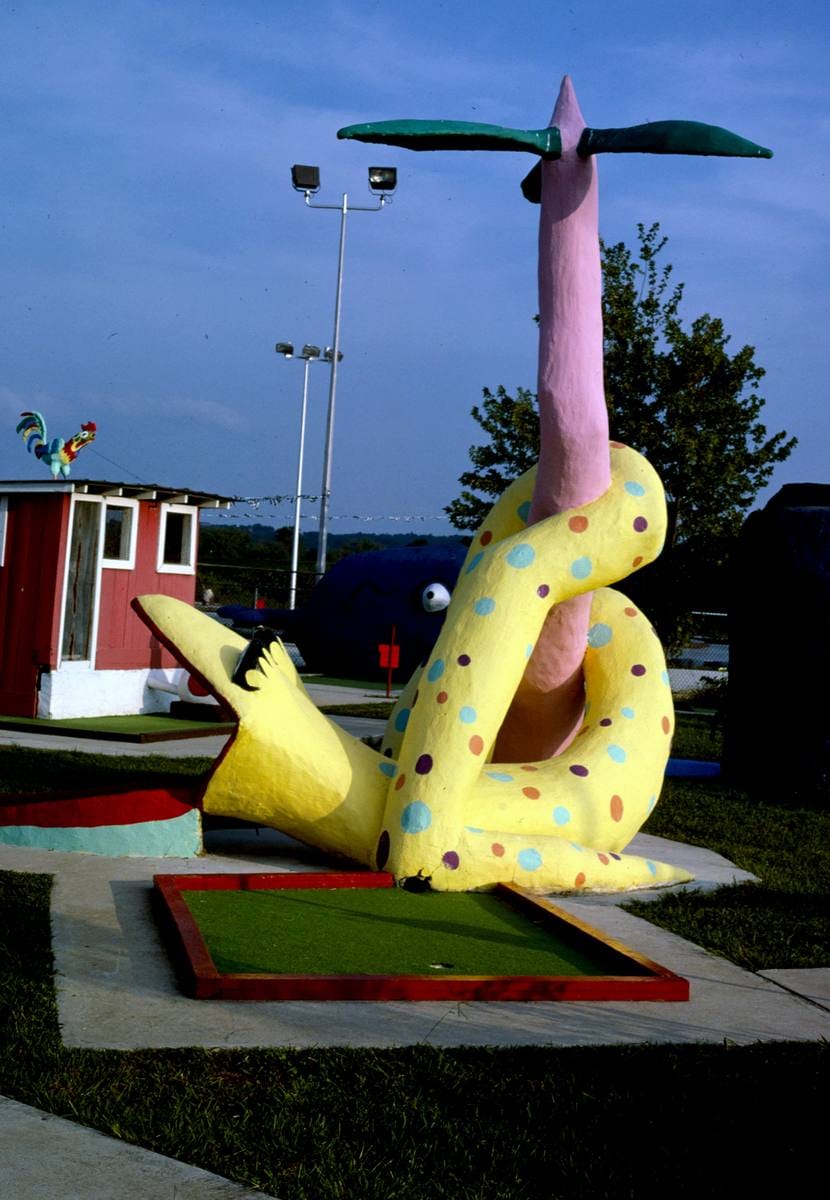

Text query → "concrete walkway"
[0,1095,277,1199]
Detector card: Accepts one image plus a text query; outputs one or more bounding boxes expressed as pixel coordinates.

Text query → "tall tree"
[446,223,797,647]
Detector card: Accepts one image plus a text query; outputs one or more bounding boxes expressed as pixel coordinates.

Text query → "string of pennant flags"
[216,496,451,523]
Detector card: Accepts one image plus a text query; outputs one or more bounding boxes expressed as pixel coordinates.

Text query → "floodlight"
[275,342,294,358]
[301,344,321,359]
[291,164,320,193]
[368,166,397,193]
[322,347,344,362]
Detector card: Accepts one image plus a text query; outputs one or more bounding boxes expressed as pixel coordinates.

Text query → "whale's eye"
[421,582,451,613]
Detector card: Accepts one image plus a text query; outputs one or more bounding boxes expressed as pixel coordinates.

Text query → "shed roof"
[0,479,233,508]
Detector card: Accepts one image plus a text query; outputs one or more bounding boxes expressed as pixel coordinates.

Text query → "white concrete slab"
[759,968,830,1011]
[0,1096,275,1199]
[1,832,828,1051]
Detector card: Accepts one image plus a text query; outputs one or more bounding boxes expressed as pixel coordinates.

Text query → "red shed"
[0,479,232,718]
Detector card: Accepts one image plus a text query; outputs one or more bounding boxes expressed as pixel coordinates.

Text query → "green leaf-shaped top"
[337,120,562,159]
[577,120,772,158]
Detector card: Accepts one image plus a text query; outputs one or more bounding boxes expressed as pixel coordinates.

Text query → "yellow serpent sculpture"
[135,78,771,893]
[136,442,688,892]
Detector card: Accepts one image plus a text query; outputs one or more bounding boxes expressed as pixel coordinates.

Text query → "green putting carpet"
[0,714,234,742]
[183,888,641,977]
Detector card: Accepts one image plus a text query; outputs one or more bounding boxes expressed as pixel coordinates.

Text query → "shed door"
[61,500,101,661]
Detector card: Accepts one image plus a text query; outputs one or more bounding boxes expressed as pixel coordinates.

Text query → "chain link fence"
[667,611,729,704]
[196,562,318,613]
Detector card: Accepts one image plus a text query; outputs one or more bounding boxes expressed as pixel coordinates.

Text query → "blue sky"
[2,0,828,533]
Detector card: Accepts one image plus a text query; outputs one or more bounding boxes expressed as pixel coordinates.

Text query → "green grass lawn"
[631,776,830,970]
[0,746,213,796]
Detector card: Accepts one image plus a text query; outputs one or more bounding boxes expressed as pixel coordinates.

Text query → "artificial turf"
[0,713,233,742]
[182,887,639,977]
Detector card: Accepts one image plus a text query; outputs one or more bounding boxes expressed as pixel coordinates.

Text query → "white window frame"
[100,498,139,570]
[157,503,197,575]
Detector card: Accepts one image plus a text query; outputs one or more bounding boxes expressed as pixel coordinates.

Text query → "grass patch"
[628,777,830,970]
[0,869,826,1198]
[0,746,212,796]
[302,675,398,693]
[0,714,230,737]
[670,711,722,761]
[318,702,394,719]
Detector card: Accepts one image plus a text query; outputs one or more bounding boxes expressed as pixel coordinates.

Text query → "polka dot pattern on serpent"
[491,842,505,857]
[457,653,471,666]
[376,831,390,869]
[522,786,541,799]
[442,851,460,870]
[624,607,637,617]
[610,794,624,822]
[415,754,433,775]
[588,622,613,648]
[621,706,635,719]
[597,853,609,865]
[401,801,432,833]
[474,597,496,616]
[607,744,627,763]
[662,716,671,734]
[468,735,484,755]
[427,659,445,683]
[553,806,571,825]
[516,500,531,523]
[378,762,397,778]
[631,664,647,677]
[518,848,542,871]
[436,691,448,704]
[571,556,593,580]
[537,584,550,598]
[569,764,589,777]
[633,516,649,533]
[395,774,406,791]
[394,708,410,732]
[574,872,586,888]
[486,771,514,783]
[600,717,612,727]
[465,552,484,574]
[480,530,493,546]
[624,481,646,496]
[569,515,589,533]
[632,555,644,568]
[459,706,477,724]
[506,543,535,569]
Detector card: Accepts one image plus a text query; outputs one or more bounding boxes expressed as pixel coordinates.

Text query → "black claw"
[232,626,281,690]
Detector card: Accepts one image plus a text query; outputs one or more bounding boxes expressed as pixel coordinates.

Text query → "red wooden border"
[153,871,689,1003]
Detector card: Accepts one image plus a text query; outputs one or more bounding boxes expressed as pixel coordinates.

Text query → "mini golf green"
[154,872,689,1002]
[0,713,234,742]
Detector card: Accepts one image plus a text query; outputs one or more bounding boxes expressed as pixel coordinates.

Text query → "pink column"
[494,77,610,762]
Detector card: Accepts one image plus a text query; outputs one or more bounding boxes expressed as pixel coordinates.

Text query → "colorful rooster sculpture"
[16,411,97,479]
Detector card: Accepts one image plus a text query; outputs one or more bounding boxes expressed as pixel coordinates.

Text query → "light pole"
[291,164,397,578]
[275,341,340,609]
